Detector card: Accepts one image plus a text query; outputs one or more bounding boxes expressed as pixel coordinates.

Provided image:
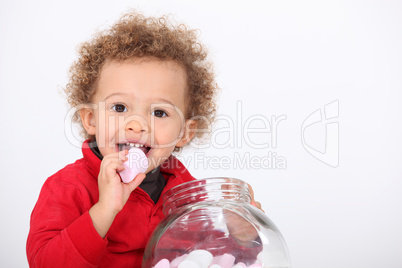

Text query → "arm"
[27,150,145,267]
[26,180,107,267]
[89,150,145,238]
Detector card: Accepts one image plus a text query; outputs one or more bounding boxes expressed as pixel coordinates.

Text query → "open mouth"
[118,142,151,155]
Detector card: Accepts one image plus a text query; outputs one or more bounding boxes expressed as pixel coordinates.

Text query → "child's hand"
[221,181,264,247]
[89,150,146,238]
[248,183,264,213]
[98,150,145,214]
[97,150,146,214]
[227,184,264,247]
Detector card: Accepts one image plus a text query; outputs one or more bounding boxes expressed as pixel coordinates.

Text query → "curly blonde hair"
[64,11,218,148]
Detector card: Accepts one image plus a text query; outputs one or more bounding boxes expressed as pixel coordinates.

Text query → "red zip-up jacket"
[26,141,196,268]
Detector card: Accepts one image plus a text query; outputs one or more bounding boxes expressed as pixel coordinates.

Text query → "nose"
[125,116,149,133]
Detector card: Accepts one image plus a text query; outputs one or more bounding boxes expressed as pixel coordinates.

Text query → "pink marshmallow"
[118,147,148,183]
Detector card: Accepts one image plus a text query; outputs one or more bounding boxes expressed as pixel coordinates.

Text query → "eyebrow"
[150,98,175,107]
[103,93,176,107]
[103,93,126,101]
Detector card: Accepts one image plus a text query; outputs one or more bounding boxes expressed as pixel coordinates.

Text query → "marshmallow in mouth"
[119,147,149,183]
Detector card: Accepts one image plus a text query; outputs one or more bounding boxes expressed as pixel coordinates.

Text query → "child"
[27,11,261,267]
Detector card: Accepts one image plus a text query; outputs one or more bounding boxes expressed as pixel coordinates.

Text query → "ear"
[176,119,198,147]
[80,107,96,136]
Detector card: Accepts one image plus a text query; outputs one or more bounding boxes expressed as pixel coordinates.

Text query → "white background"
[1,0,401,267]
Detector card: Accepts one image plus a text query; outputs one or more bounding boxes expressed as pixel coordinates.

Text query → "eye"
[152,109,168,118]
[111,104,127,113]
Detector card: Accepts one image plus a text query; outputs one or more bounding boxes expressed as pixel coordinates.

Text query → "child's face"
[81,59,195,173]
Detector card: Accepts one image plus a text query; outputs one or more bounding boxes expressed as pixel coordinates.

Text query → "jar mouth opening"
[162,177,252,215]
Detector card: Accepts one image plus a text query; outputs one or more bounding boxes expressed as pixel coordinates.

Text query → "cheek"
[153,119,184,145]
[95,112,119,141]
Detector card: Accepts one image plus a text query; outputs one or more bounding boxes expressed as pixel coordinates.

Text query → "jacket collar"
[82,140,102,179]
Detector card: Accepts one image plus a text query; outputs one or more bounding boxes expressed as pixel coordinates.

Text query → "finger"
[253,201,262,209]
[100,157,125,179]
[251,201,264,213]
[247,183,256,204]
[102,150,128,162]
[247,183,265,212]
[112,151,128,172]
[247,183,255,199]
[118,149,129,162]
[115,161,126,172]
[125,173,146,192]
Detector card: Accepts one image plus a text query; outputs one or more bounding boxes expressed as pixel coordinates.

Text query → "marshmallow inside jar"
[118,147,149,183]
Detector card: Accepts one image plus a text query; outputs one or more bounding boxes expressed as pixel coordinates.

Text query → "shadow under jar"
[142,177,291,268]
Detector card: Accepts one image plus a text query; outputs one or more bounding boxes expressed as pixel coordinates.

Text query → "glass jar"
[142,178,290,268]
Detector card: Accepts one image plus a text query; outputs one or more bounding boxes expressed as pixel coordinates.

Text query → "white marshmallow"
[170,254,188,268]
[211,253,235,268]
[154,258,170,268]
[181,250,213,268]
[178,259,201,268]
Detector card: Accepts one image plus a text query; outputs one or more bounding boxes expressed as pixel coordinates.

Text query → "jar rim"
[162,177,252,215]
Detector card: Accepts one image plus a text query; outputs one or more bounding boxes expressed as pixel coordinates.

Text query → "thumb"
[126,173,146,192]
